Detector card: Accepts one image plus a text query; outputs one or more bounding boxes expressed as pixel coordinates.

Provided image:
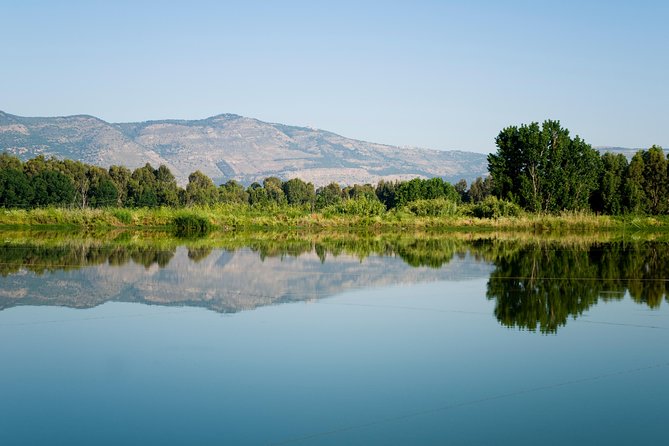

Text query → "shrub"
[173,214,212,237]
[470,196,523,218]
[111,209,133,225]
[323,196,386,217]
[402,198,458,217]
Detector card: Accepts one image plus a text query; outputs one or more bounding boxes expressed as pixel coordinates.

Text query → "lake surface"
[1,233,668,445]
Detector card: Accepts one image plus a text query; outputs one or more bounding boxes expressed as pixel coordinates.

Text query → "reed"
[1,205,668,233]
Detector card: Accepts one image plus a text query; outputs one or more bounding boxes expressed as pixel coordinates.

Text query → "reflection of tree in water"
[486,242,669,333]
[1,237,668,330]
[394,238,460,268]
[129,247,174,268]
[187,247,213,263]
[622,244,669,308]
[0,243,176,274]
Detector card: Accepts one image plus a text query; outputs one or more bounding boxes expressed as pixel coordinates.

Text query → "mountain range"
[0,111,489,186]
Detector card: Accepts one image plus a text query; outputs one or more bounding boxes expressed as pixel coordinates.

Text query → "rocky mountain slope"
[0,111,488,186]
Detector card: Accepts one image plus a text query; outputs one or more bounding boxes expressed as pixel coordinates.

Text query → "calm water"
[1,235,668,445]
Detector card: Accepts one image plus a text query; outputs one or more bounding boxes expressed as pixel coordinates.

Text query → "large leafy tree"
[375,180,397,209]
[60,159,91,208]
[154,165,180,206]
[185,170,218,206]
[128,163,159,207]
[624,151,647,214]
[263,177,287,205]
[0,168,34,207]
[219,180,249,204]
[468,176,492,203]
[642,145,667,214]
[282,178,315,207]
[592,153,627,215]
[109,165,132,206]
[32,170,76,207]
[247,182,270,206]
[316,182,344,209]
[488,120,601,212]
[87,166,118,208]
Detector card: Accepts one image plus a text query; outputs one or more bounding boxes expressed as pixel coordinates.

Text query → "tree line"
[0,153,462,211]
[488,120,668,215]
[1,119,666,216]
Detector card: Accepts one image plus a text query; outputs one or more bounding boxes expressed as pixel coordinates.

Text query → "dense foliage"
[0,153,466,215]
[1,121,667,217]
[1,236,667,332]
[488,120,601,212]
[487,121,667,215]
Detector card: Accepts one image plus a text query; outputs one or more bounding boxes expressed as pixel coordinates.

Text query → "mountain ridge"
[0,110,488,186]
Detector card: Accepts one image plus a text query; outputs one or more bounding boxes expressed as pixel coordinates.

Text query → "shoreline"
[1,205,669,234]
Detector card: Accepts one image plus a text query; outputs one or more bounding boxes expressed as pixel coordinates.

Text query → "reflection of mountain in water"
[1,237,668,333]
[0,246,492,313]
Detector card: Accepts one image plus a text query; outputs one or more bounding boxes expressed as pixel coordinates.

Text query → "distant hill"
[0,111,488,186]
[595,146,669,158]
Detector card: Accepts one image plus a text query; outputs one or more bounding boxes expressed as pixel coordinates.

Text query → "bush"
[173,214,212,237]
[469,196,523,218]
[402,198,458,217]
[111,209,133,225]
[323,196,386,217]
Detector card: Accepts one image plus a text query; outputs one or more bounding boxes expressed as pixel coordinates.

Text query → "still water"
[0,234,668,445]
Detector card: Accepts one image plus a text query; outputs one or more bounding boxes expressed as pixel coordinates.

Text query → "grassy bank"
[1,204,668,233]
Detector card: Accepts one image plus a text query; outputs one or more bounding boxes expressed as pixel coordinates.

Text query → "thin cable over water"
[270,361,669,445]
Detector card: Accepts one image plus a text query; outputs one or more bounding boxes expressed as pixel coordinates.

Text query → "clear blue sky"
[2,0,667,153]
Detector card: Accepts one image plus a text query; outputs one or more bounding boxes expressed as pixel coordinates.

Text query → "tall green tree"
[87,166,118,208]
[454,179,469,203]
[316,182,344,209]
[282,178,315,207]
[624,151,647,214]
[128,163,159,207]
[468,176,492,203]
[263,177,287,205]
[642,145,667,214]
[344,184,378,201]
[488,120,601,212]
[109,165,131,206]
[185,170,218,206]
[154,165,180,206]
[32,170,76,207]
[0,168,34,207]
[592,153,627,215]
[219,180,249,204]
[375,180,397,209]
[60,159,91,208]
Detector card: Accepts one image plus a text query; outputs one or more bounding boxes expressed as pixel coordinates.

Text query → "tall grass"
[1,204,668,233]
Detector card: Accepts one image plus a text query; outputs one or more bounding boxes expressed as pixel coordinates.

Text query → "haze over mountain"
[0,111,488,186]
[594,146,669,158]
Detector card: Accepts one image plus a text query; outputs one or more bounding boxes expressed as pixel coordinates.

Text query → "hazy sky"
[2,0,667,153]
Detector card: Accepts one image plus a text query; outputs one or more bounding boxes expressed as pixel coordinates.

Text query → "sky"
[1,0,667,153]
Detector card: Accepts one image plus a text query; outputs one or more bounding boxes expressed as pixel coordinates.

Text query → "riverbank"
[0,204,668,233]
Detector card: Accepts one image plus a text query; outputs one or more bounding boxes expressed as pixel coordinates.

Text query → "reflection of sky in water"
[0,273,667,445]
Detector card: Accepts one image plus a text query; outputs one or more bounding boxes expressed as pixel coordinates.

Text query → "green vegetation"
[1,120,668,230]
[3,202,669,232]
[173,213,213,237]
[487,120,668,215]
[1,230,668,332]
